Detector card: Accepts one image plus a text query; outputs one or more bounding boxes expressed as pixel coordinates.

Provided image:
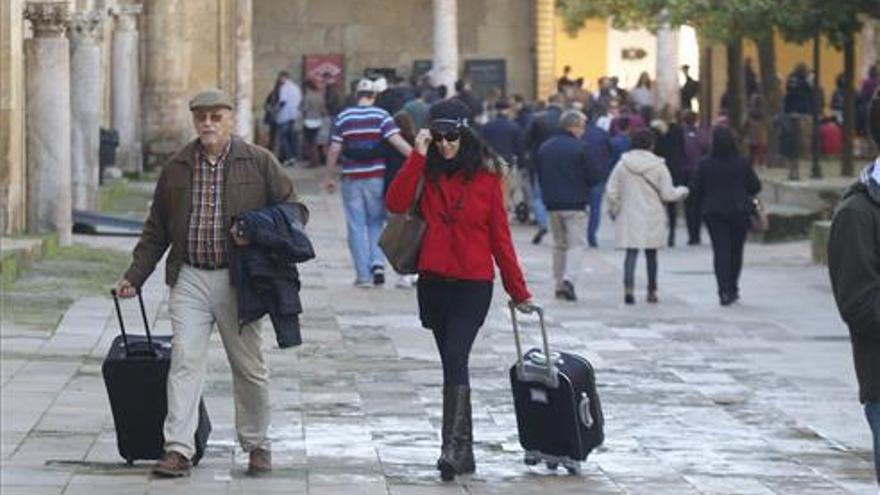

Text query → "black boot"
[436,385,455,470]
[438,385,474,481]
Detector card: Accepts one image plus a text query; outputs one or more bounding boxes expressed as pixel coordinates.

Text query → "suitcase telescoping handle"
[110,288,154,356]
[508,301,559,388]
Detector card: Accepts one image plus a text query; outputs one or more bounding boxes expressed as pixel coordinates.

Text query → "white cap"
[373,77,388,93]
[356,78,377,93]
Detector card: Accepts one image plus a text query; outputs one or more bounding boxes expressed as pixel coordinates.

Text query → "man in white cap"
[324,78,412,287]
[115,88,296,477]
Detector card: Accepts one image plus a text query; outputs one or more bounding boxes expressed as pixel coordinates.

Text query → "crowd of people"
[112,57,878,483]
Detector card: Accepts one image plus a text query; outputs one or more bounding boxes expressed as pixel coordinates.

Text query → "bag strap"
[409,175,426,215]
[637,172,664,202]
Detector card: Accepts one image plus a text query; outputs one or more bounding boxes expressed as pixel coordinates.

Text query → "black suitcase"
[102,289,211,466]
[508,302,604,474]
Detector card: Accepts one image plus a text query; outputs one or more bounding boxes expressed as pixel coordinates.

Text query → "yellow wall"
[554,16,608,94]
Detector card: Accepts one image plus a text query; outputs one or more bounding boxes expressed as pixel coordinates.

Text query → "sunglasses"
[430,128,462,142]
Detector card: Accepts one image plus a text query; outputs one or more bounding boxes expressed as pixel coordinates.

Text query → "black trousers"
[623,248,657,292]
[417,276,493,386]
[683,169,702,243]
[704,214,749,298]
[666,202,678,247]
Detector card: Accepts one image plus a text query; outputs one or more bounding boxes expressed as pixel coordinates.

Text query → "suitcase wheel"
[545,461,558,471]
[523,453,539,466]
[565,464,581,476]
[125,458,134,467]
[515,202,530,223]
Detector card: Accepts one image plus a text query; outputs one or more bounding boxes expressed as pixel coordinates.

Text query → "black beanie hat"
[429,99,470,130]
[870,87,880,148]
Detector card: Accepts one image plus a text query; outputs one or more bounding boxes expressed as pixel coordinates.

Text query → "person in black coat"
[653,120,687,246]
[690,126,762,306]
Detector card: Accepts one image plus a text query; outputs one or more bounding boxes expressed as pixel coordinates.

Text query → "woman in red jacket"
[386,99,534,481]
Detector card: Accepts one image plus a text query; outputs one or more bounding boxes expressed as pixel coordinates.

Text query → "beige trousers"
[164,265,270,459]
[549,210,588,290]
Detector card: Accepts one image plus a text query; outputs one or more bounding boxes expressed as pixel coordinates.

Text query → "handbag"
[379,175,426,274]
[749,197,769,233]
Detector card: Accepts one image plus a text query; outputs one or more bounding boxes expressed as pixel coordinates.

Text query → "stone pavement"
[1,166,875,494]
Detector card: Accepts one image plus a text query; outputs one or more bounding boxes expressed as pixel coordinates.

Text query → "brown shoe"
[151,451,191,477]
[248,448,272,475]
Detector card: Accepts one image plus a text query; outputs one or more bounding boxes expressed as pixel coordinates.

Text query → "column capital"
[109,4,142,32]
[24,2,71,38]
[68,10,104,43]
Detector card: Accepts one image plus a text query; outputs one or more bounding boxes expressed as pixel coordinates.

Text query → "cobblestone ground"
[1,167,875,494]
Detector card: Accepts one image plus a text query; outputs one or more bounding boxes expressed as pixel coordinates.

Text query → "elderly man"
[115,89,297,477]
[535,109,604,301]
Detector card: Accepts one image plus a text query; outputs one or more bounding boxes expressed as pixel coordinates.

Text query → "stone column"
[534,0,556,101]
[110,4,142,174]
[68,10,103,211]
[432,0,458,95]
[24,2,72,245]
[234,0,253,141]
[655,14,680,112]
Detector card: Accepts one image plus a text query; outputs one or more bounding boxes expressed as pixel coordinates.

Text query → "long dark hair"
[709,125,741,160]
[425,126,488,181]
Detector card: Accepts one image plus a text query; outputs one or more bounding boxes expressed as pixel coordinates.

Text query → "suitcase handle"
[110,288,155,357]
[508,301,558,388]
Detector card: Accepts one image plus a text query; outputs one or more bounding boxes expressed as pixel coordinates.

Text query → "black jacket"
[536,130,604,211]
[233,202,313,348]
[828,164,880,403]
[481,115,524,168]
[690,156,762,217]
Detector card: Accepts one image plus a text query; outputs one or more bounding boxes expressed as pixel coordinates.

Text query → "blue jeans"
[276,120,299,163]
[341,177,386,282]
[531,176,548,230]
[588,181,605,246]
[866,401,880,484]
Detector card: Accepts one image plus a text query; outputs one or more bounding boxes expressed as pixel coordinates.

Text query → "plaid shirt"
[187,141,231,268]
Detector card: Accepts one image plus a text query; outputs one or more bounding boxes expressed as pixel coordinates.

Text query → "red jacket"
[386,152,531,303]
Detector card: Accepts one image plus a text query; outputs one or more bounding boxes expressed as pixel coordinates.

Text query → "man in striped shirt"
[324,78,412,287]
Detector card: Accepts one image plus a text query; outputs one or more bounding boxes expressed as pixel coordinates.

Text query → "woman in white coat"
[605,129,689,304]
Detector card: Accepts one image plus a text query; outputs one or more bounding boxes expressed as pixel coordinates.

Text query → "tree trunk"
[726,38,746,134]
[842,32,856,177]
[699,38,713,129]
[810,33,822,179]
[755,31,781,166]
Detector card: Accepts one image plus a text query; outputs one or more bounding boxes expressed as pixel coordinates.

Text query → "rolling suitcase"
[102,289,211,466]
[508,301,604,474]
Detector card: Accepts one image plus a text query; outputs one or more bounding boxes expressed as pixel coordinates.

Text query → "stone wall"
[252,0,534,120]
[0,0,26,234]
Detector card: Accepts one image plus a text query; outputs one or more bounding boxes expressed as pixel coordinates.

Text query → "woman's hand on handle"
[514,299,539,314]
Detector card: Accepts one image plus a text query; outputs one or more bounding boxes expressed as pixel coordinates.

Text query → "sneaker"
[247,448,272,475]
[152,451,191,478]
[372,266,385,286]
[555,280,576,301]
[395,274,416,289]
[531,228,547,245]
[646,291,659,304]
[624,292,635,305]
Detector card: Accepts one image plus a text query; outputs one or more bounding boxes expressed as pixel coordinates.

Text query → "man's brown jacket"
[124,137,297,288]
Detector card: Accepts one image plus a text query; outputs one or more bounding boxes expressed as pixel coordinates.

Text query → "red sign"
[303,54,344,86]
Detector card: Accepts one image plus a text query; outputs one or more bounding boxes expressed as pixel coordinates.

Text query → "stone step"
[750,203,824,243]
[758,176,850,215]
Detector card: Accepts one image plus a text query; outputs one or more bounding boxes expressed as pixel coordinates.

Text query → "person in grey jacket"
[828,89,880,486]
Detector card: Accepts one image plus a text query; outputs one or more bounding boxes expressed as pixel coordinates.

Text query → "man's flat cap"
[189,88,234,111]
